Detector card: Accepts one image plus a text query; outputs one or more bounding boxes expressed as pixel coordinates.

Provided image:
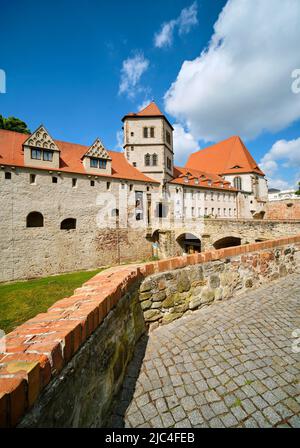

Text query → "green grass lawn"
[0,269,102,334]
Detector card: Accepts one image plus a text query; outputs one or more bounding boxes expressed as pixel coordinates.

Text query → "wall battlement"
[0,235,300,427]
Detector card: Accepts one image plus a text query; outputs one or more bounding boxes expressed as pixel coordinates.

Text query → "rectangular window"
[130,184,133,191]
[205,207,208,215]
[90,180,95,187]
[218,208,221,216]
[133,162,137,167]
[30,174,36,184]
[72,178,77,188]
[106,182,111,190]
[166,130,171,145]
[167,157,172,170]
[31,149,42,160]
[135,191,144,221]
[224,208,226,216]
[5,172,11,180]
[43,150,53,161]
[52,176,57,183]
[131,132,134,137]
[143,127,148,138]
[90,158,98,168]
[99,159,107,169]
[150,127,155,138]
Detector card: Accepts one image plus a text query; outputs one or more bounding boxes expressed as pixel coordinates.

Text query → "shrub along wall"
[0,235,300,427]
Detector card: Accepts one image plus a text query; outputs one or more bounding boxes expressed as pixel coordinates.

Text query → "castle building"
[0,101,268,282]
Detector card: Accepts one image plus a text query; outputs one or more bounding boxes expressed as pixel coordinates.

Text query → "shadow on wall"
[107,334,149,428]
[213,236,241,249]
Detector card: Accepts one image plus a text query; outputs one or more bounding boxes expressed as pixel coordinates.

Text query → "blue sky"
[1,0,300,189]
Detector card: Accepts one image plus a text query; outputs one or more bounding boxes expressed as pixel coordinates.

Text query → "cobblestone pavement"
[111,274,300,428]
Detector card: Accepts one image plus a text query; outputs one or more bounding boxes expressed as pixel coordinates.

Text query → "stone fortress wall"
[0,234,299,427]
[1,163,300,283]
[0,167,154,282]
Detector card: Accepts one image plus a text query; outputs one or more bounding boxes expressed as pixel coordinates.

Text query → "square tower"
[122,101,174,184]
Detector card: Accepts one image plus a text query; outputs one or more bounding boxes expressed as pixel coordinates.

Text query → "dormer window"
[90,158,98,168]
[43,150,53,162]
[83,138,111,174]
[90,158,107,169]
[31,149,42,160]
[24,125,61,169]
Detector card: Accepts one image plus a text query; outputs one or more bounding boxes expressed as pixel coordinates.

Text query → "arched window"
[233,176,242,190]
[145,153,150,166]
[60,218,76,230]
[26,212,44,228]
[152,153,158,166]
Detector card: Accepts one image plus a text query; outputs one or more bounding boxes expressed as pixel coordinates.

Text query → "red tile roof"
[136,102,164,116]
[122,101,174,130]
[186,136,264,176]
[0,129,159,183]
[171,166,237,191]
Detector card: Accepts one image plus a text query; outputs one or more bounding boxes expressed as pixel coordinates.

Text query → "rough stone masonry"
[139,243,300,327]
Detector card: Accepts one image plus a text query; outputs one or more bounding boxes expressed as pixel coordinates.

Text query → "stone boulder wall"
[139,240,300,327]
[1,234,300,427]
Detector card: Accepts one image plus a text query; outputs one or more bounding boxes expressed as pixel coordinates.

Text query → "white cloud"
[119,52,149,98]
[154,2,198,48]
[164,0,300,142]
[114,130,123,151]
[154,21,177,48]
[177,1,198,35]
[173,123,200,165]
[260,137,300,189]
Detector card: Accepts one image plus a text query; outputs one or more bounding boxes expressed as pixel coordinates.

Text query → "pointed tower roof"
[136,101,164,116]
[122,101,173,129]
[186,136,264,176]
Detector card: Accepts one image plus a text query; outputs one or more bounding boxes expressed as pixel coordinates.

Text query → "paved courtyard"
[110,274,300,428]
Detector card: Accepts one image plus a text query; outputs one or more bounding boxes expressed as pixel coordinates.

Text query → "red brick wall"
[264,200,300,220]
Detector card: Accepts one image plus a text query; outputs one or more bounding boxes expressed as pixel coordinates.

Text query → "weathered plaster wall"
[0,168,153,282]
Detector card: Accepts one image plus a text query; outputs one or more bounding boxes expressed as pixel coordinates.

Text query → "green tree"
[295,181,300,196]
[0,114,31,134]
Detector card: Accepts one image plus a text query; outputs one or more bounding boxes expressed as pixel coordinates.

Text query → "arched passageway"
[213,236,241,249]
[177,233,201,254]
